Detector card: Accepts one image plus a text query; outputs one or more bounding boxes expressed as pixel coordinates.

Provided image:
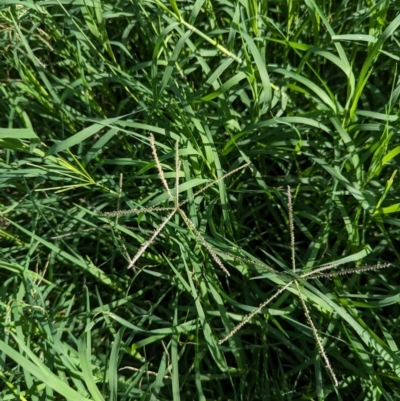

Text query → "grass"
[98,133,249,274]
[1,0,400,400]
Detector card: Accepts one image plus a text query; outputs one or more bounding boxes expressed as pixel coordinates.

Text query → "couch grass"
[1,0,400,399]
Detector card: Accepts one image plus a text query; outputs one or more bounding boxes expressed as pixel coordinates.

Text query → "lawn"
[1,1,400,400]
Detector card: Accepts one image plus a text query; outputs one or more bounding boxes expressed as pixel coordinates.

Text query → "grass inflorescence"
[1,1,399,400]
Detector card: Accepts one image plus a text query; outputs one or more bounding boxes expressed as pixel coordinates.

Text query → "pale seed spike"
[127,209,176,269]
[179,162,250,207]
[175,139,180,205]
[305,262,391,280]
[51,225,157,240]
[150,134,175,203]
[295,281,339,386]
[100,207,175,217]
[178,209,230,276]
[175,160,181,206]
[116,173,123,224]
[218,280,294,344]
[287,186,296,273]
[300,262,347,279]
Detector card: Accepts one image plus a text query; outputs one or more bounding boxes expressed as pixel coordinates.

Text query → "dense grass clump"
[1,1,400,400]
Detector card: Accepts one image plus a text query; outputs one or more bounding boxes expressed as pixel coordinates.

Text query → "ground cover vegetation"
[1,0,400,400]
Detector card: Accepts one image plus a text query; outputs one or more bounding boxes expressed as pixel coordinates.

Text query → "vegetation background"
[1,0,400,400]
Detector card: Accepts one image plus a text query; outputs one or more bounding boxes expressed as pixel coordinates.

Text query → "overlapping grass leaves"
[1,0,400,399]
